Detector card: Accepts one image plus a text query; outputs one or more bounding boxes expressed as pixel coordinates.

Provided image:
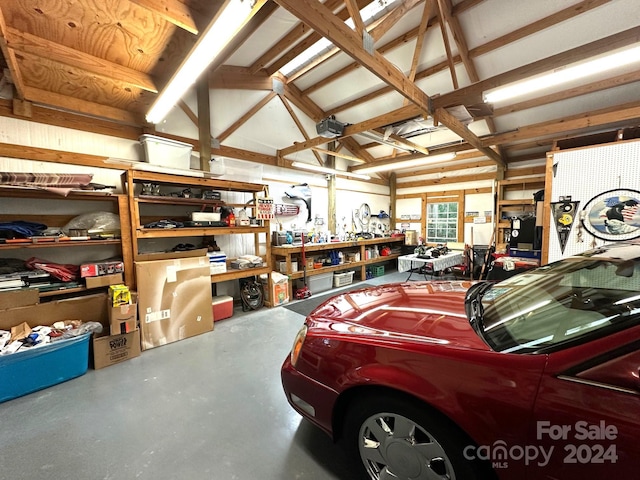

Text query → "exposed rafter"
[217,91,277,142]
[129,0,199,34]
[0,6,25,99]
[484,101,640,147]
[7,28,158,93]
[23,86,143,124]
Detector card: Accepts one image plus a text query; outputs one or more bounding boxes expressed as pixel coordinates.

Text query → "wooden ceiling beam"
[303,25,424,96]
[7,28,158,93]
[281,81,326,121]
[217,91,277,142]
[0,141,111,168]
[210,66,273,90]
[435,0,458,89]
[433,27,640,110]
[470,0,613,59]
[484,101,640,147]
[395,159,496,178]
[211,144,277,166]
[129,0,199,35]
[279,104,423,156]
[339,137,377,164]
[23,86,144,125]
[371,0,425,42]
[178,100,199,128]
[312,0,616,110]
[0,98,142,140]
[435,106,504,167]
[345,0,366,36]
[274,0,431,114]
[248,0,344,75]
[265,0,373,76]
[280,95,324,165]
[311,146,365,163]
[398,171,496,188]
[0,7,25,99]
[294,0,476,89]
[209,65,273,90]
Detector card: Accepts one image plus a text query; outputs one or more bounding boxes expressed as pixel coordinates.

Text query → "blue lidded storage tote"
[0,333,91,403]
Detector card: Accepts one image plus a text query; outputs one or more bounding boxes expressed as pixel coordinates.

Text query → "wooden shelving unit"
[494,178,545,248]
[123,170,272,288]
[0,186,134,296]
[271,237,405,298]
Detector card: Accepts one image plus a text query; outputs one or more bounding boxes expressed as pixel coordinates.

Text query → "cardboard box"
[136,248,208,262]
[210,263,227,275]
[109,301,138,335]
[212,295,233,322]
[92,330,141,369]
[135,255,214,351]
[85,272,124,289]
[80,260,125,278]
[0,288,39,310]
[261,274,289,306]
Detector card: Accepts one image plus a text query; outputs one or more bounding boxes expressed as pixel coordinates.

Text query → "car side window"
[571,346,640,394]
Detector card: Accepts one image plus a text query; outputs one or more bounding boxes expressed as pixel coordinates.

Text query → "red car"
[281,242,640,479]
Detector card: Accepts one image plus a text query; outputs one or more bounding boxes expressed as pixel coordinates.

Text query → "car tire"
[342,393,492,480]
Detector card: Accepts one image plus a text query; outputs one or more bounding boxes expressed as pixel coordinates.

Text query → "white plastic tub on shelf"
[139,134,193,170]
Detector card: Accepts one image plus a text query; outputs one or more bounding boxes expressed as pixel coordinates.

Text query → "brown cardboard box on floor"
[92,329,141,369]
[135,255,213,351]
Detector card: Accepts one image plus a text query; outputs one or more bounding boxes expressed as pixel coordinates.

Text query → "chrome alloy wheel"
[358,412,456,480]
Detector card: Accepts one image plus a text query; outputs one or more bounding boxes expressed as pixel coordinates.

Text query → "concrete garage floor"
[0,270,419,480]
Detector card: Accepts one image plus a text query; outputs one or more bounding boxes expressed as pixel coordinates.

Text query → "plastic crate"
[333,271,355,287]
[372,265,385,277]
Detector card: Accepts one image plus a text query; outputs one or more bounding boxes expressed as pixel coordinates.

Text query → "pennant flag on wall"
[551,200,580,253]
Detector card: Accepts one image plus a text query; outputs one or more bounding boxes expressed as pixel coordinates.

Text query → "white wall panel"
[549,139,640,262]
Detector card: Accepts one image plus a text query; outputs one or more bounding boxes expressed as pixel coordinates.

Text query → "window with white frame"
[426,201,458,243]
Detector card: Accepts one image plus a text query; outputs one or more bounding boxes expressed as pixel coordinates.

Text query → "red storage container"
[212,296,234,322]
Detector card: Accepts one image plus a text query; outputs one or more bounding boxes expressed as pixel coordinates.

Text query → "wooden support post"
[197,76,211,171]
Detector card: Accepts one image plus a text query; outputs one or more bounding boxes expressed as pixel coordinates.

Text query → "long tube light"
[484,44,640,103]
[352,152,457,174]
[291,161,371,180]
[146,0,263,124]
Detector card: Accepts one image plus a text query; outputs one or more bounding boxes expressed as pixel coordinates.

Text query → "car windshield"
[477,252,640,353]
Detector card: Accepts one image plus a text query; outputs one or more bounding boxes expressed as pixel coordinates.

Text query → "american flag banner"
[622,203,639,222]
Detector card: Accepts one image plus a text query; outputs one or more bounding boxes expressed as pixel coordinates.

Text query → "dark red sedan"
[281,242,640,479]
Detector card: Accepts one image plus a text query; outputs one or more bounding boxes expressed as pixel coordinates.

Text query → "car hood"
[307,281,491,351]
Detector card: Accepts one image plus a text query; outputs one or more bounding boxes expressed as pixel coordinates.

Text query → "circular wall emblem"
[581,189,640,241]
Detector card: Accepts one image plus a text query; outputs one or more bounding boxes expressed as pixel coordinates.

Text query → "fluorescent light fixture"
[352,152,457,174]
[146,0,262,124]
[291,161,371,180]
[484,44,640,103]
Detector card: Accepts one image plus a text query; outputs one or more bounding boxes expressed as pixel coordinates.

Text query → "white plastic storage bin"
[333,271,355,287]
[139,134,193,170]
[306,272,333,294]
